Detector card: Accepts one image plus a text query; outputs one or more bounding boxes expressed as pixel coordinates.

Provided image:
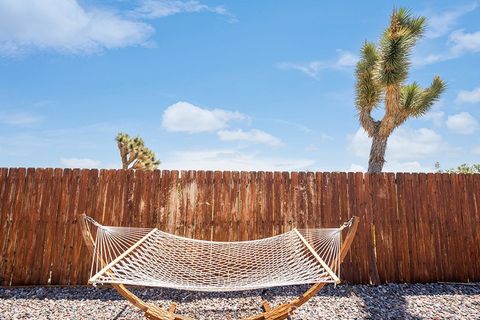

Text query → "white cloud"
[347,129,371,159]
[413,53,446,66]
[348,127,446,161]
[60,157,101,168]
[413,50,458,67]
[423,110,445,127]
[0,111,42,125]
[348,163,366,172]
[426,3,478,38]
[217,129,283,147]
[422,100,445,127]
[347,160,429,173]
[277,49,359,78]
[162,102,283,148]
[320,133,334,141]
[413,3,480,66]
[305,144,319,151]
[446,112,478,134]
[0,133,51,157]
[415,29,480,66]
[472,145,480,155]
[414,3,480,67]
[383,161,429,173]
[161,149,315,171]
[133,0,237,22]
[335,50,359,67]
[0,0,238,55]
[456,86,480,104]
[162,101,246,133]
[60,157,120,169]
[387,128,446,160]
[449,29,480,55]
[0,0,154,55]
[274,119,312,133]
[277,61,324,78]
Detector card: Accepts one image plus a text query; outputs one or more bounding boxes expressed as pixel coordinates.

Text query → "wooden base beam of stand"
[168,303,177,313]
[261,300,272,311]
[80,214,359,320]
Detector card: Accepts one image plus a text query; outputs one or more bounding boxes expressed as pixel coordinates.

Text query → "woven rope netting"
[88,222,343,292]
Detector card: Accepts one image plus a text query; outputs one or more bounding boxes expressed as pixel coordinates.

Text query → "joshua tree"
[355,8,446,172]
[116,132,160,170]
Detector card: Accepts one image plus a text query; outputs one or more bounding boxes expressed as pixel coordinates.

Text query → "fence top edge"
[1,167,479,177]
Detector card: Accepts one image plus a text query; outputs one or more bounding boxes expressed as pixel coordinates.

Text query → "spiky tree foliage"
[116,132,160,170]
[355,8,446,172]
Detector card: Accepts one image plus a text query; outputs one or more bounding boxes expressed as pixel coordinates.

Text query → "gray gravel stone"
[0,283,479,319]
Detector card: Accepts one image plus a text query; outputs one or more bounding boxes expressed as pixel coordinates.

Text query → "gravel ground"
[0,283,479,320]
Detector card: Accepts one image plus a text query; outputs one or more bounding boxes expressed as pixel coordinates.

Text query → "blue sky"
[0,0,479,172]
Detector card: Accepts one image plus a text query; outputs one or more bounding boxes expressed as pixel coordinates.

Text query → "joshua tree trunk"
[368,134,388,173]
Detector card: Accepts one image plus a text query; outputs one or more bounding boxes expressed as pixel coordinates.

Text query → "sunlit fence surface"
[0,168,479,286]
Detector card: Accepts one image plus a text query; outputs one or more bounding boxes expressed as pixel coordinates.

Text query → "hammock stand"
[80,215,359,320]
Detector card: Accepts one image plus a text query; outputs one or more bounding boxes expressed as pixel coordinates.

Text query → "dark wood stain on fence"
[0,168,479,286]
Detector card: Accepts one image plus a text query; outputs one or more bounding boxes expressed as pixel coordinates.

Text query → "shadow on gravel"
[352,284,419,319]
[351,283,480,319]
[1,282,479,319]
[112,305,128,320]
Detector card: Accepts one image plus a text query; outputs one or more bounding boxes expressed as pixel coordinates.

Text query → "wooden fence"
[0,168,479,286]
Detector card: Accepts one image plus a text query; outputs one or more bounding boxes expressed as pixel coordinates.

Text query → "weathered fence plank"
[0,168,479,286]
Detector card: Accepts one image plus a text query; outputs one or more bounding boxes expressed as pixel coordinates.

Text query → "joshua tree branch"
[379,84,401,137]
[117,143,128,170]
[355,41,381,136]
[409,76,446,118]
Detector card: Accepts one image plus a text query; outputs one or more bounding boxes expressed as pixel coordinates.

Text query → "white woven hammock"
[87,219,344,292]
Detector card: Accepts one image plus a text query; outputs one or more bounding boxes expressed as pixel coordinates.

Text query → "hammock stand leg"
[80,215,358,320]
[80,215,192,320]
[243,216,359,320]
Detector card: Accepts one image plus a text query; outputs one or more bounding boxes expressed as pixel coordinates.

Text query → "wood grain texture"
[0,168,479,286]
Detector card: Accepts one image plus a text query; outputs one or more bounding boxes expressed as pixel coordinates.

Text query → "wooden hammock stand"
[80,215,359,320]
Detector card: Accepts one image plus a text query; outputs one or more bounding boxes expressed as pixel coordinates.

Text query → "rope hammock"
[81,215,359,320]
[88,221,343,291]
